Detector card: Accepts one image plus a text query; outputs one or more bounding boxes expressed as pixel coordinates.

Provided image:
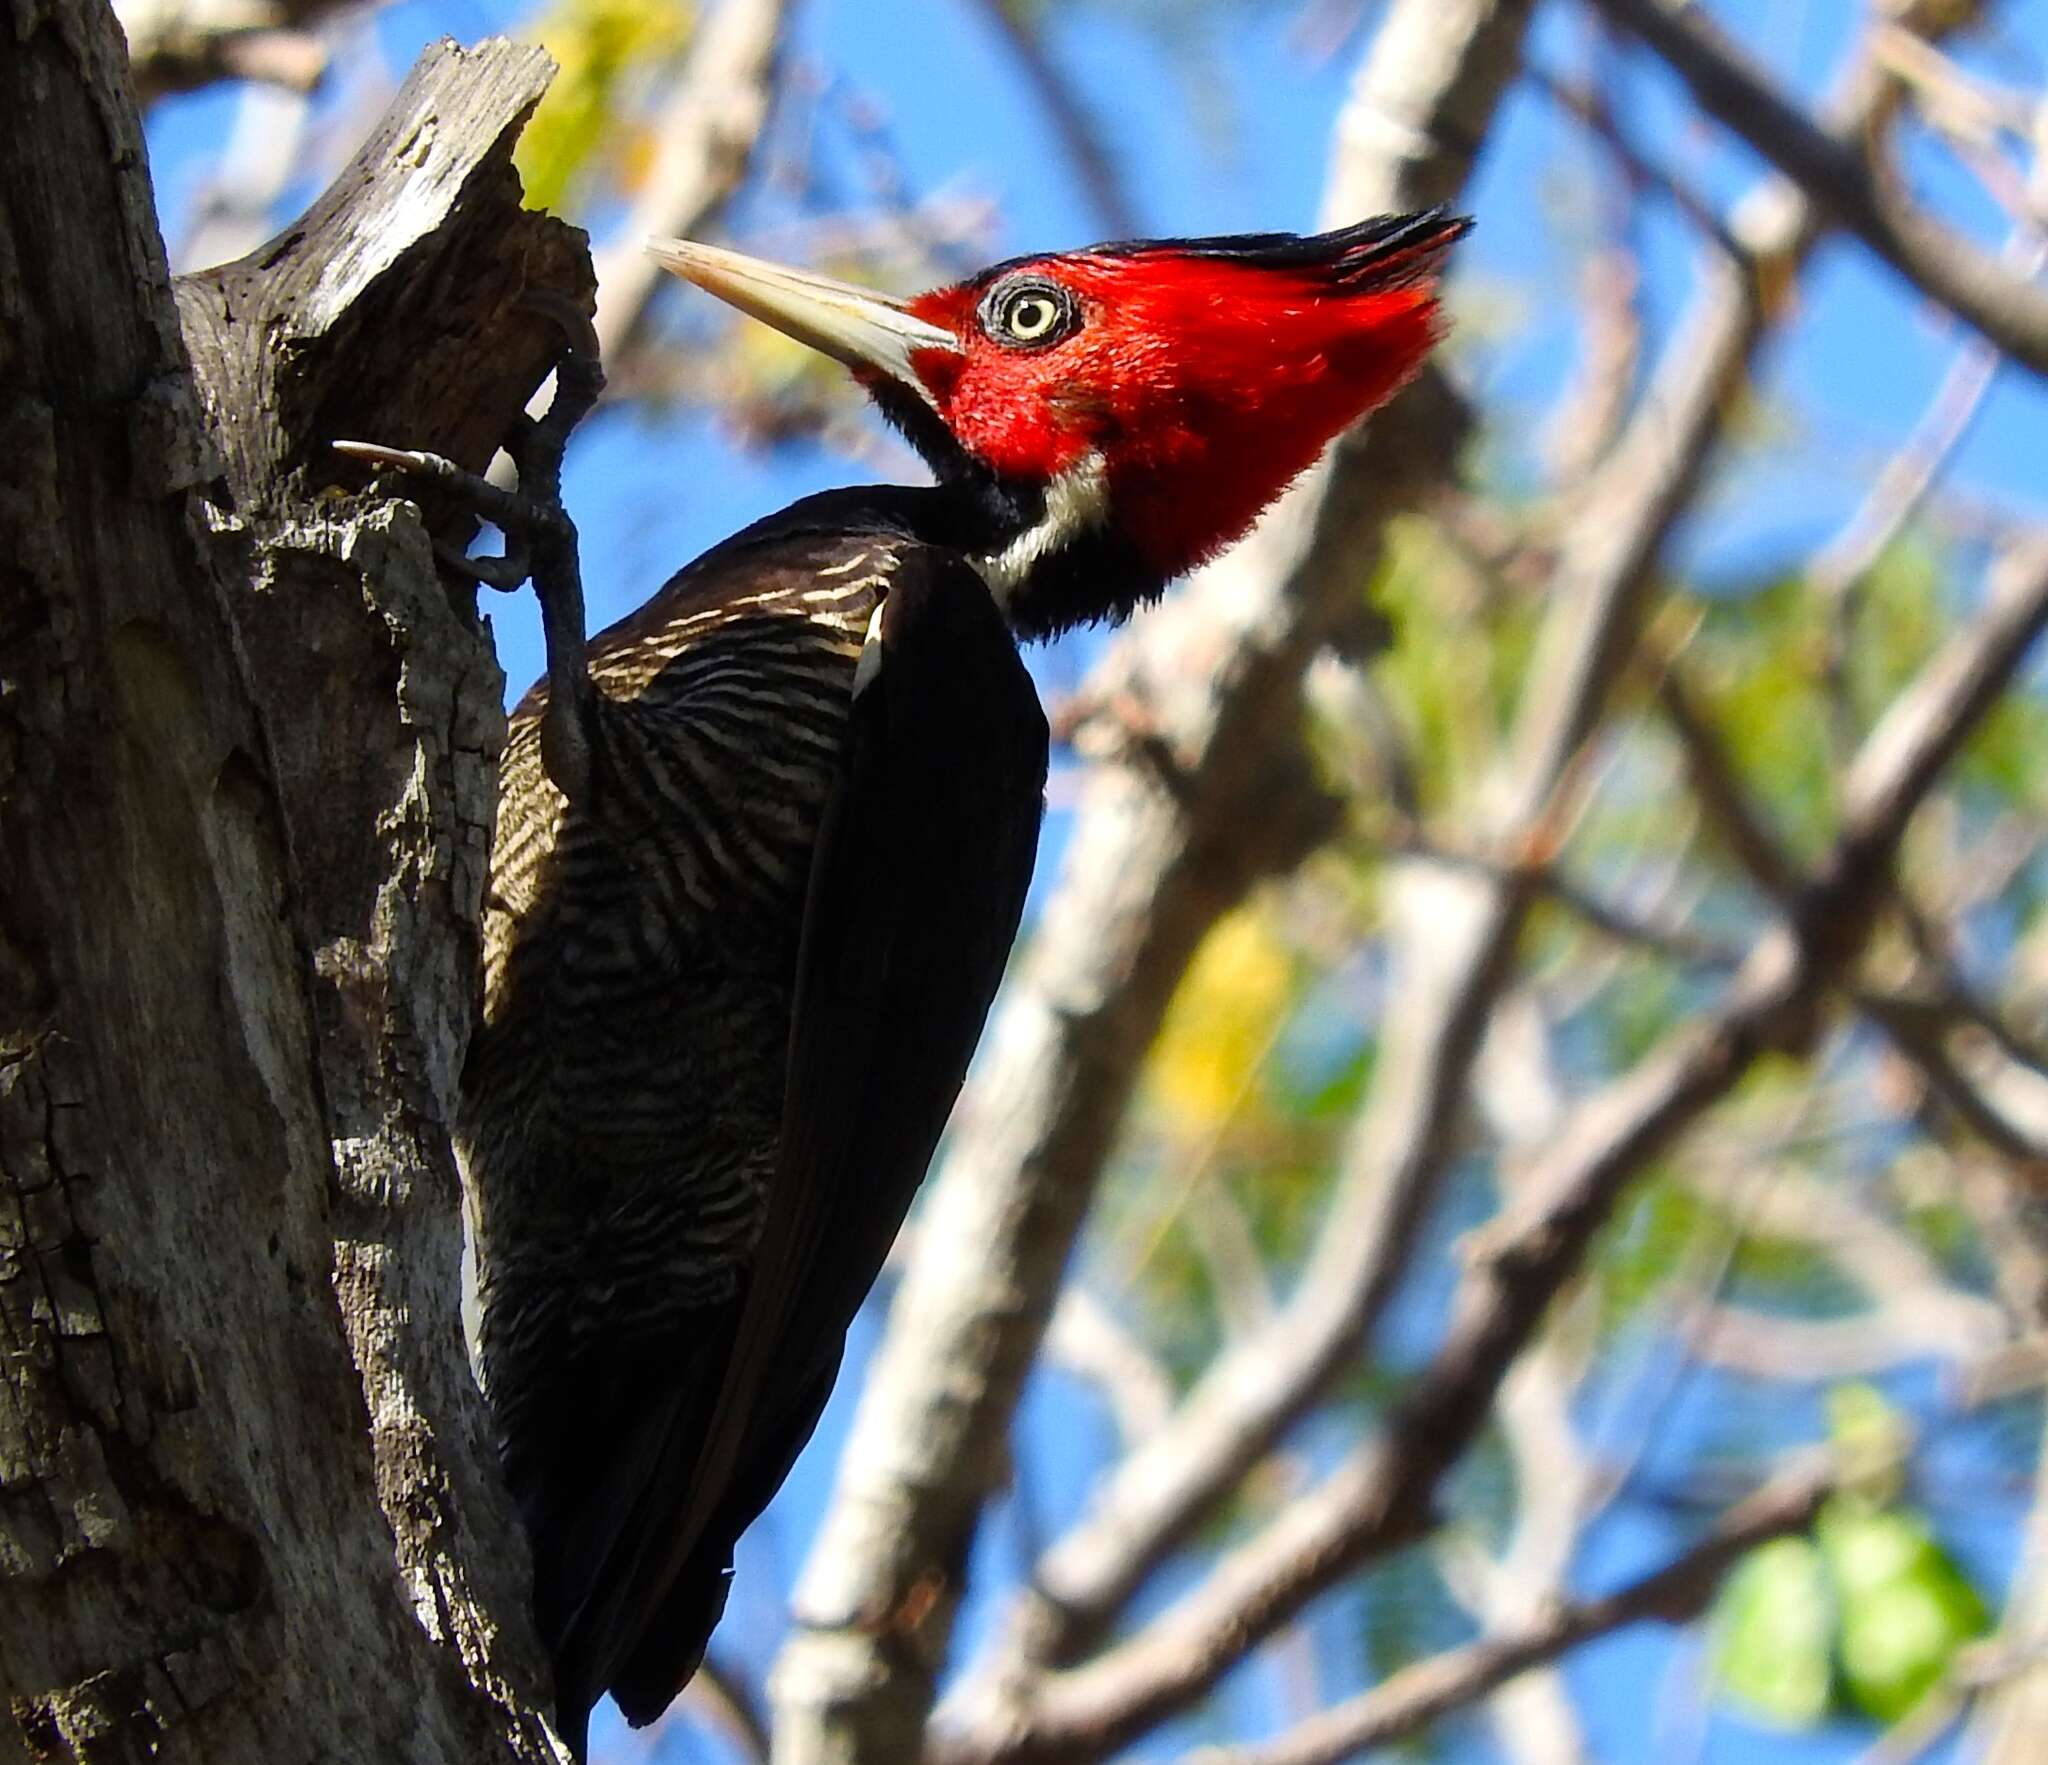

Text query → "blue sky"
[145,0,2048,692]
[143,1,2048,1758]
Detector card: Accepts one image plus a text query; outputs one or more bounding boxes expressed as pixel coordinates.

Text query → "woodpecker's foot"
[337,297,603,805]
[333,291,605,594]
[330,435,550,588]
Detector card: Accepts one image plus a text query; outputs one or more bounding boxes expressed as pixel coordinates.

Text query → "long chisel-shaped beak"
[647,238,963,395]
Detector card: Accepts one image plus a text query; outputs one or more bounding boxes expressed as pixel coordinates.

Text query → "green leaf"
[1818,1501,1991,1724]
[1824,1383,1910,1502]
[515,0,695,215]
[1591,1169,1703,1333]
[1689,573,1835,863]
[1371,516,1539,812]
[1711,1535,1835,1728]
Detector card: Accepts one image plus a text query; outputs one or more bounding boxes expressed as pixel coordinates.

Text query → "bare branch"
[1687,1156,1994,1325]
[1443,1296,1600,1765]
[116,0,342,104]
[593,0,796,384]
[1967,1414,2048,1761]
[1522,57,1738,253]
[684,1657,773,1765]
[1378,818,1740,968]
[1833,537,2048,878]
[1586,0,2048,378]
[1850,1688,1971,1765]
[1657,666,1804,906]
[1685,1143,2014,1380]
[962,0,1141,237]
[1860,987,2048,1170]
[1181,1458,1837,1765]
[1815,331,2008,757]
[1042,1286,1177,1449]
[1949,1152,2048,1327]
[932,536,2048,1763]
[1810,337,2005,611]
[1691,1305,1986,1381]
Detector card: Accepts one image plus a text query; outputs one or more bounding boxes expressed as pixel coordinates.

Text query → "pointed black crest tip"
[965,209,1473,294]
[1102,207,1471,278]
[1316,207,1473,289]
[1321,206,1474,258]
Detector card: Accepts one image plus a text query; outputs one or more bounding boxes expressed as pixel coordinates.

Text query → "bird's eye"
[983,279,1078,349]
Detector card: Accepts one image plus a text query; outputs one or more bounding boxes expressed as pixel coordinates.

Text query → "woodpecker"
[348,207,1466,1755]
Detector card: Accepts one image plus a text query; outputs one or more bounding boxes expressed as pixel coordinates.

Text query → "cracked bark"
[1,17,590,1761]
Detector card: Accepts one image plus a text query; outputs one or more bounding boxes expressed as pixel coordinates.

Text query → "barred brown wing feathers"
[454,519,962,1752]
[590,549,1051,1723]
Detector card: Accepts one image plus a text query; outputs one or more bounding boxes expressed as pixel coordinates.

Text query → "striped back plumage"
[459,539,897,1440]
[443,490,1052,1753]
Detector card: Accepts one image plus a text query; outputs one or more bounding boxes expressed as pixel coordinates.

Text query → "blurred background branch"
[118,0,342,101]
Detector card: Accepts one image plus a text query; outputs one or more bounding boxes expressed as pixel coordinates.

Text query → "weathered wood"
[176,39,589,508]
[1,13,591,1759]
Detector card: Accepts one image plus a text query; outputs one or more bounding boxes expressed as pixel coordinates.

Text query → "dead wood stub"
[4,20,594,1760]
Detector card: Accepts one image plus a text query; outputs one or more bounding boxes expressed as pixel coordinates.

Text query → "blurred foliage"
[1149,907,1298,1135]
[1715,1535,1838,1728]
[1105,900,1325,1383]
[716,297,870,439]
[1823,1500,1990,1723]
[514,0,693,214]
[1360,1545,1474,1736]
[1688,571,1838,863]
[1714,1387,1991,1734]
[1109,511,2042,1674]
[1685,538,2048,868]
[1370,516,1541,811]
[1589,1169,1707,1333]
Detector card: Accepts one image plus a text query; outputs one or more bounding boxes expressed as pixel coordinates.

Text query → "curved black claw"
[520,287,601,367]
[333,290,603,596]
[331,439,553,534]
[507,291,605,511]
[335,299,602,806]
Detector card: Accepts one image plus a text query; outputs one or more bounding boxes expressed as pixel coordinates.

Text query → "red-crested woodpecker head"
[649,211,1469,638]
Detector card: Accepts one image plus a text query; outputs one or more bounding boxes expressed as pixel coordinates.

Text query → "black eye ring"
[980,277,1080,350]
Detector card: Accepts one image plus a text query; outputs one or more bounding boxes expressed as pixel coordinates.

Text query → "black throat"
[869,382,1167,642]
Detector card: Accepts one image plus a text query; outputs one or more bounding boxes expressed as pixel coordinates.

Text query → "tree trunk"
[0,12,588,1759]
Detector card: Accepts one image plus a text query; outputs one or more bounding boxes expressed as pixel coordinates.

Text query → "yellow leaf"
[515,0,694,214]
[1147,908,1294,1137]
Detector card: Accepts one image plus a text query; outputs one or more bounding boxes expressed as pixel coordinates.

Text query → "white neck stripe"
[971,452,1110,608]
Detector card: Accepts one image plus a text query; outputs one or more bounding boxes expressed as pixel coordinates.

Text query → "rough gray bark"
[1,16,588,1760]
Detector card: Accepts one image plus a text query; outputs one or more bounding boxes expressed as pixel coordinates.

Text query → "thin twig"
[117,0,340,104]
[932,537,2048,1763]
[1183,1458,1838,1765]
[1522,58,1739,254]
[1587,0,2048,377]
[1374,818,1741,968]
[961,0,1140,237]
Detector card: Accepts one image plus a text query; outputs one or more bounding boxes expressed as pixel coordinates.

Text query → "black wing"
[564,549,1048,1725]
